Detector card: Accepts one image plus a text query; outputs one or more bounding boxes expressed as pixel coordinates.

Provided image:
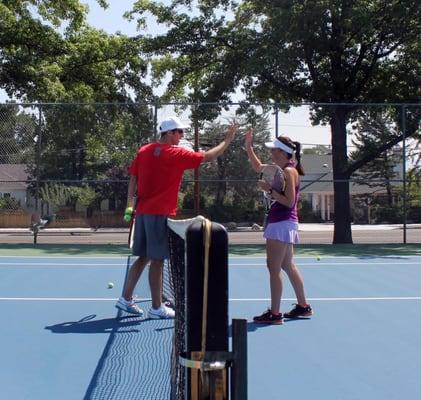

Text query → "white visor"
[264,139,294,154]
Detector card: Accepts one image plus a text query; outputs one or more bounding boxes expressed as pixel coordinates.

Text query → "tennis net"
[163,216,230,400]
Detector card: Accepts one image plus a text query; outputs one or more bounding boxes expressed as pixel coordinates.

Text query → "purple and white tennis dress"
[263,165,300,244]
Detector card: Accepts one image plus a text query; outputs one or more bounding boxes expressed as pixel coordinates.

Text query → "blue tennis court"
[1,254,420,399]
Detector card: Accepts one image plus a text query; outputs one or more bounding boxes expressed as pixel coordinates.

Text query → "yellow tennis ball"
[107,282,114,289]
[316,256,321,261]
[123,207,133,222]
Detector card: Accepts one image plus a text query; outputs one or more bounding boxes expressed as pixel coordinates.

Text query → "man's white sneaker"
[148,304,175,319]
[115,297,144,316]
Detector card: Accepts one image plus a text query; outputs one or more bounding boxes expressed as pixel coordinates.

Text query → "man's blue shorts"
[132,214,169,260]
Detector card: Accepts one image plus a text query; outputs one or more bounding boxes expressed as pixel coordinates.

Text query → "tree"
[1,0,88,99]
[129,0,421,243]
[201,114,271,207]
[0,104,37,163]
[1,1,152,103]
[350,111,402,206]
[179,112,271,222]
[1,1,156,214]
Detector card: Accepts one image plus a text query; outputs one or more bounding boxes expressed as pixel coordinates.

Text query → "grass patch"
[0,243,129,256]
[0,243,419,257]
[229,243,421,257]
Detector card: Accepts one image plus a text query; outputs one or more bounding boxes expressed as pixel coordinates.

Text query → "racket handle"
[123,207,134,222]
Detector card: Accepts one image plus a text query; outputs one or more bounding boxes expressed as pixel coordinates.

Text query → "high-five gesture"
[203,122,238,162]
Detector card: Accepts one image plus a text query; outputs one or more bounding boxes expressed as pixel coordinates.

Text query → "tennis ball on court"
[316,256,321,261]
[107,282,114,289]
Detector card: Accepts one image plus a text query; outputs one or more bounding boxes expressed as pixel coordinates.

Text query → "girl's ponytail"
[293,141,305,176]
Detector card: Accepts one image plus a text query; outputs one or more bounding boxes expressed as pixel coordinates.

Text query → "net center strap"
[167,215,206,239]
[201,218,212,360]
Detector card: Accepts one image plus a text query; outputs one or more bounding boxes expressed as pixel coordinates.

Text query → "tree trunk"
[331,109,353,244]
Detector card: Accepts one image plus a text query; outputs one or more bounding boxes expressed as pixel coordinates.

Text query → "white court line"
[229,262,421,266]
[0,296,420,302]
[0,256,126,259]
[0,297,119,301]
[0,262,125,267]
[1,261,420,267]
[231,255,421,260]
[230,297,421,301]
[0,255,420,260]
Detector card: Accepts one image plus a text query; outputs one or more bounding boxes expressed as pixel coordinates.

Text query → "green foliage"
[128,0,420,242]
[0,195,21,210]
[40,184,70,207]
[67,185,97,207]
[131,0,420,105]
[197,114,271,207]
[0,104,37,163]
[206,202,264,225]
[373,206,403,224]
[407,207,421,223]
[40,183,98,210]
[298,199,323,223]
[1,1,419,240]
[1,1,152,103]
[350,110,402,202]
[181,188,207,209]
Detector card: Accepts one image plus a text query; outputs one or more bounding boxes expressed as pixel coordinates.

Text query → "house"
[300,154,404,221]
[0,164,30,208]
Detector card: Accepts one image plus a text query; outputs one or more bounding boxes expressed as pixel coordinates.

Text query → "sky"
[0,0,337,147]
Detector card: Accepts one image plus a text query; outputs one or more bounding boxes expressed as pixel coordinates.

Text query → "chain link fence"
[0,102,419,244]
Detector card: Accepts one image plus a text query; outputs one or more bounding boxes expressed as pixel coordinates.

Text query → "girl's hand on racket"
[258,179,271,192]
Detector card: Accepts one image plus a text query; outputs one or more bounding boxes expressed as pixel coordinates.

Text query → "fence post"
[274,103,279,137]
[35,104,42,213]
[193,103,200,215]
[401,104,407,244]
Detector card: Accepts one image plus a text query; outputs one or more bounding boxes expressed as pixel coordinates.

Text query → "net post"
[185,218,229,399]
[231,319,248,400]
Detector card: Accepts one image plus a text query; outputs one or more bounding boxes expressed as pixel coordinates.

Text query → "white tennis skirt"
[263,220,300,244]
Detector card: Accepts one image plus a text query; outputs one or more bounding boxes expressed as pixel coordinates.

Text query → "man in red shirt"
[116,116,237,317]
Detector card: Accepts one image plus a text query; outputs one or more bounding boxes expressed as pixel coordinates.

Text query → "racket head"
[260,164,285,194]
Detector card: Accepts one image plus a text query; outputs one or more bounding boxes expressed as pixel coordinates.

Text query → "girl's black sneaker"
[284,304,313,318]
[253,309,283,324]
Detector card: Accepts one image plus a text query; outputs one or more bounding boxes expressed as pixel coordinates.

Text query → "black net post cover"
[185,219,229,353]
[166,217,229,400]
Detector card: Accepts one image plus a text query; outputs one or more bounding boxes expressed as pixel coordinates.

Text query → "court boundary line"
[1,296,421,301]
[1,255,421,260]
[1,258,420,267]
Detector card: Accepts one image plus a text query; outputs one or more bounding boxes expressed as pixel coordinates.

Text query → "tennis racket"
[128,211,135,249]
[260,164,286,227]
[126,198,137,249]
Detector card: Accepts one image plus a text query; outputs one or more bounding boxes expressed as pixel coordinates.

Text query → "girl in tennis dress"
[245,130,312,324]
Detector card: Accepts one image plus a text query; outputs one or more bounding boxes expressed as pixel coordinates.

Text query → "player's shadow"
[241,318,312,333]
[45,314,143,334]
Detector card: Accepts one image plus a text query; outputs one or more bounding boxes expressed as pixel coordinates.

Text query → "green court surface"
[0,243,420,257]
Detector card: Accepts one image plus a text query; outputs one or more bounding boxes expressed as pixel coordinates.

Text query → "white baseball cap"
[265,138,295,154]
[159,116,189,133]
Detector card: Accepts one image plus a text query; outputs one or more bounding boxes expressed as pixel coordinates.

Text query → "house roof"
[300,155,401,195]
[0,164,28,191]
